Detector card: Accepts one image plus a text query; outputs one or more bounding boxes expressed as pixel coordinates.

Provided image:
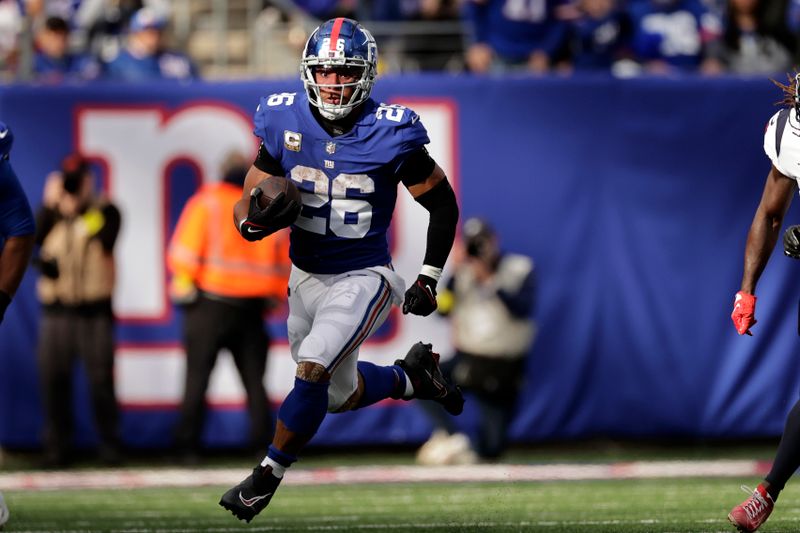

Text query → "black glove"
[403,274,438,316]
[785,225,800,259]
[0,291,10,325]
[240,187,301,242]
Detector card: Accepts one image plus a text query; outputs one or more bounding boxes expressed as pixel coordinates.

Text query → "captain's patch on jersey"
[284,130,302,152]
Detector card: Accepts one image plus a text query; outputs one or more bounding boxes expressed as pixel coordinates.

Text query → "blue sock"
[266,445,297,468]
[356,361,407,408]
[278,377,329,435]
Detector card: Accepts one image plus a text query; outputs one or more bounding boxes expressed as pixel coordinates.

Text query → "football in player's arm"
[220,18,463,523]
[728,74,800,532]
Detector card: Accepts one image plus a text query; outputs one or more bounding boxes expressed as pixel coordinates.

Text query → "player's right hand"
[239,188,299,242]
[731,291,757,336]
[784,225,800,259]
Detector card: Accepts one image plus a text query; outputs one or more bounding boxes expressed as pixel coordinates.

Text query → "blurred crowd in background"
[0,0,799,83]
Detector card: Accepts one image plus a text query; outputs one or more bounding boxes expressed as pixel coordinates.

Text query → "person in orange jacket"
[168,151,290,463]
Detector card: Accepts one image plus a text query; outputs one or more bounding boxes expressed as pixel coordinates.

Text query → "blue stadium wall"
[1,74,798,450]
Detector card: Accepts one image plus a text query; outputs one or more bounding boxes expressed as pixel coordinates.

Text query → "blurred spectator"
[364,0,463,71]
[102,7,197,81]
[789,0,800,32]
[293,0,356,19]
[73,0,171,63]
[33,153,122,467]
[0,0,24,73]
[564,0,632,71]
[463,0,569,74]
[416,218,536,465]
[33,15,99,82]
[721,0,795,74]
[627,0,724,75]
[168,152,290,463]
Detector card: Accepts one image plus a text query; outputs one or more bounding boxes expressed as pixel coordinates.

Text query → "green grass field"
[4,478,799,532]
[2,444,797,532]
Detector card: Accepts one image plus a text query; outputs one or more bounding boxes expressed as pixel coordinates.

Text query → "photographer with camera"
[33,153,122,467]
[416,217,536,465]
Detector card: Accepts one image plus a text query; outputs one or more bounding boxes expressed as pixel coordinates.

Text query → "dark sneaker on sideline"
[219,465,282,522]
[396,342,464,415]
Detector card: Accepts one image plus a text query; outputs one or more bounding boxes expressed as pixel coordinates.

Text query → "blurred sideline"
[0,460,772,491]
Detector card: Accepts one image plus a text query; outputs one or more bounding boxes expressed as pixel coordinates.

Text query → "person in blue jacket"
[463,0,569,73]
[103,7,198,82]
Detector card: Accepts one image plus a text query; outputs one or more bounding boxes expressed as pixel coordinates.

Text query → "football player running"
[220,18,463,522]
[729,73,800,532]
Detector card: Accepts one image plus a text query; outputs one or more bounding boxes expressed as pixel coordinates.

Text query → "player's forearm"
[416,178,459,275]
[234,165,274,229]
[741,210,782,294]
[0,234,34,297]
[233,198,250,229]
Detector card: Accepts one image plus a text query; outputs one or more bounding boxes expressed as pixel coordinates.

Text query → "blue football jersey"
[253,91,430,274]
[0,159,35,250]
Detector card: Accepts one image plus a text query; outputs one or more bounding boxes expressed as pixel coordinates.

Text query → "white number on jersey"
[502,0,546,23]
[290,165,374,238]
[641,12,701,56]
[376,104,406,123]
[266,92,297,107]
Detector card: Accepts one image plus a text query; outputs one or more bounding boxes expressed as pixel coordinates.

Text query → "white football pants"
[286,265,405,411]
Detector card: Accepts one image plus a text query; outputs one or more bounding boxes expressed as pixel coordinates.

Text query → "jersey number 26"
[289,165,374,239]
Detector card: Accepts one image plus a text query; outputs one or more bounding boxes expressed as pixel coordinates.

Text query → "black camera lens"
[63,173,82,194]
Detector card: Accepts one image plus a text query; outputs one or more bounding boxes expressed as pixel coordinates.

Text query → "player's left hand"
[784,225,800,259]
[403,275,437,316]
[731,290,757,336]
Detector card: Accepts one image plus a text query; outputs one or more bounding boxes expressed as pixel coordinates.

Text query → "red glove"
[731,291,757,336]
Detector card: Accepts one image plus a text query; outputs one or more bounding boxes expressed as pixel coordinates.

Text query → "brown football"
[255,176,301,210]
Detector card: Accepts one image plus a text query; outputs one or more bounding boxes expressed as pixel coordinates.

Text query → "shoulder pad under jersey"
[253,92,303,159]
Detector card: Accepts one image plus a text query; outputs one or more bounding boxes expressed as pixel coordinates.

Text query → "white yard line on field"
[0,459,771,492]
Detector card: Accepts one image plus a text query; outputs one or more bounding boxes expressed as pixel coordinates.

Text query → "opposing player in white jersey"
[219,18,463,522]
[729,73,800,532]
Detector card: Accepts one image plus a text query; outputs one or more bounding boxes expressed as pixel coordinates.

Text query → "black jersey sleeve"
[398,146,436,187]
[253,143,285,176]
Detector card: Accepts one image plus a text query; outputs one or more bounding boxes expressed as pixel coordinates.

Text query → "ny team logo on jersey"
[284,130,302,152]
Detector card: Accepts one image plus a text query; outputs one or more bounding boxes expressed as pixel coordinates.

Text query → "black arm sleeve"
[253,143,285,176]
[398,147,436,187]
[414,178,459,269]
[97,203,121,252]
